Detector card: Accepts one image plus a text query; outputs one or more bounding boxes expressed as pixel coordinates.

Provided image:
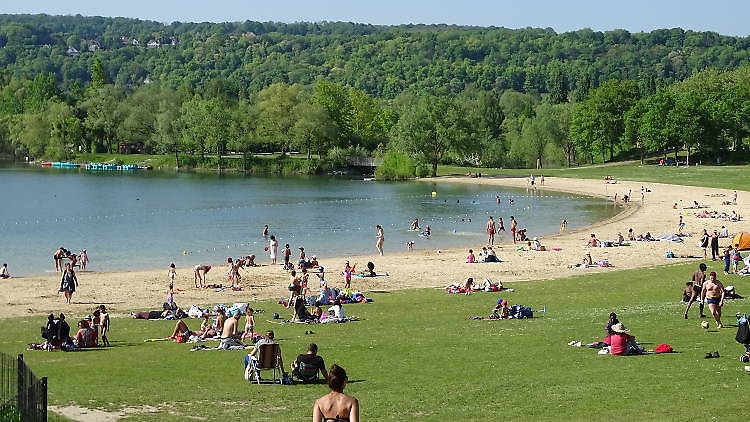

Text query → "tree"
[292,102,337,158]
[393,95,470,177]
[572,79,640,161]
[253,83,301,154]
[90,59,107,89]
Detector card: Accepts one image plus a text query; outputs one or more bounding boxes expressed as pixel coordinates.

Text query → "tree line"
[1,62,748,176]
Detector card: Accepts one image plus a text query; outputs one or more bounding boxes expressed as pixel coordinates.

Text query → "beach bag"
[654,344,673,353]
[736,316,750,345]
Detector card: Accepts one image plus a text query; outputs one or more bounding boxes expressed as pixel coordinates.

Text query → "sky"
[1,0,748,36]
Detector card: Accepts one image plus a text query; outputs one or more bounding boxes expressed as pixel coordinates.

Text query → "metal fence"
[1,353,47,422]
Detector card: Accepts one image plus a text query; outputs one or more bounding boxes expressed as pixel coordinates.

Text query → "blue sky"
[2,0,748,36]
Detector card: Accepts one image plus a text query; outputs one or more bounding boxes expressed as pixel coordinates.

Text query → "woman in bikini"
[313,364,359,422]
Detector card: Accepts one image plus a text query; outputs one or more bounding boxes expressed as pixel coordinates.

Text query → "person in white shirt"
[328,300,345,320]
[719,226,729,238]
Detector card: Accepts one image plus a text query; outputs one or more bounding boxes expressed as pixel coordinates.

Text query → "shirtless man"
[683,263,707,319]
[409,218,420,231]
[701,271,725,328]
[510,216,518,243]
[486,216,496,245]
[193,265,211,288]
[219,312,244,349]
[53,247,66,272]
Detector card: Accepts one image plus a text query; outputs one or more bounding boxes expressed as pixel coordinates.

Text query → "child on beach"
[243,308,255,339]
[316,267,326,290]
[300,268,310,298]
[283,244,292,270]
[79,249,88,271]
[98,305,110,346]
[168,263,176,283]
[343,262,356,289]
[406,240,415,250]
[466,249,476,263]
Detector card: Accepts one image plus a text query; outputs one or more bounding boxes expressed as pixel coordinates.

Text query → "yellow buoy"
[431,192,437,197]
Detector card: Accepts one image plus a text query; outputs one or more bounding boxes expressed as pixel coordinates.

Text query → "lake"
[0,164,618,275]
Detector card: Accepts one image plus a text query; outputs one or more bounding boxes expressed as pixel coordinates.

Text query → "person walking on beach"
[733,190,738,205]
[678,215,685,234]
[312,364,359,422]
[560,219,568,232]
[79,249,88,271]
[59,263,78,304]
[375,225,384,256]
[701,272,725,328]
[510,216,518,244]
[269,235,279,265]
[486,216,496,245]
[283,244,292,270]
[684,263,707,319]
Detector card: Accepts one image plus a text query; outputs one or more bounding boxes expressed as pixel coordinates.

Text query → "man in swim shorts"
[486,216,496,245]
[510,216,517,244]
[683,263,707,319]
[701,271,725,328]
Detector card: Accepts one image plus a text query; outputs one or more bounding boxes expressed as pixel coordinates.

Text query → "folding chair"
[246,343,282,385]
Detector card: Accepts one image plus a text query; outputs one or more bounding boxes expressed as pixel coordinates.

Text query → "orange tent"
[732,232,750,250]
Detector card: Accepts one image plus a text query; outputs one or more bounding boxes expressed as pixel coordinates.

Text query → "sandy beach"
[3,176,747,319]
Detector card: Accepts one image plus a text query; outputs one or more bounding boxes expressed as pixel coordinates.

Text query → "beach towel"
[353,273,389,278]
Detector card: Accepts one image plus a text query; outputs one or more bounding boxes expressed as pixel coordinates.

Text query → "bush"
[375,150,416,180]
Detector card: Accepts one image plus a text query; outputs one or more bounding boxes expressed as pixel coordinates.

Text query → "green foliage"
[374,150,416,180]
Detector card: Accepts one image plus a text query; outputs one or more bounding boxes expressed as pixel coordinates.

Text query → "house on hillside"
[120,35,130,44]
[169,36,178,46]
[87,40,101,52]
[131,39,140,46]
[66,47,80,56]
[147,40,161,48]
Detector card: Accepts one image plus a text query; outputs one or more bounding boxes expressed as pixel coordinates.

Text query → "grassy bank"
[439,162,750,191]
[1,261,748,421]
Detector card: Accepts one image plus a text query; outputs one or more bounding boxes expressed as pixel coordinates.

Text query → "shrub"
[375,150,416,180]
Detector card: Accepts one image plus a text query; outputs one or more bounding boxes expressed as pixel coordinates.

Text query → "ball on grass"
[700,321,710,329]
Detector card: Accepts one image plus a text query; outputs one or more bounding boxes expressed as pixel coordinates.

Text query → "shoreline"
[3,176,747,318]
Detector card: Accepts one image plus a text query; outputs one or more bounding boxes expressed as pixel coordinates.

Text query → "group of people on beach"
[53,247,88,272]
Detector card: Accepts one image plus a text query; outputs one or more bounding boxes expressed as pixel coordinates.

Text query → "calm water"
[0,164,618,275]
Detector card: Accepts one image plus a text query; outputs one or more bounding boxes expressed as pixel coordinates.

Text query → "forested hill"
[1,14,750,97]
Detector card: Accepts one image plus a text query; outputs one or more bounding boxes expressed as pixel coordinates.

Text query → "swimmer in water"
[410,218,420,231]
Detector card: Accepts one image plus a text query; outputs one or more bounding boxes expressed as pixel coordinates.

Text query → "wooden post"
[16,354,24,419]
[41,377,48,421]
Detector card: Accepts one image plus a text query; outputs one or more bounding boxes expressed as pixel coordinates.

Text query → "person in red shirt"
[608,323,641,356]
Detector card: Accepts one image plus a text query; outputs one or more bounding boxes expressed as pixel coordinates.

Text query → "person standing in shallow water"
[486,216,496,245]
[375,225,384,256]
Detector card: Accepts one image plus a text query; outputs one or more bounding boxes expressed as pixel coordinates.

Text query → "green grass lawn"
[1,261,749,421]
[438,162,750,191]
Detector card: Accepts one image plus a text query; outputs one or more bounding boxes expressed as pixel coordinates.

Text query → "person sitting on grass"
[216,312,244,349]
[608,323,642,356]
[244,330,286,381]
[482,278,504,292]
[491,299,509,319]
[73,319,98,348]
[463,278,475,295]
[291,343,329,383]
[293,297,317,322]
